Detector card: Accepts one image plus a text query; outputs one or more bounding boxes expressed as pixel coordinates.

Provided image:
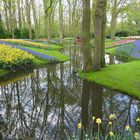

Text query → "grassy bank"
[80,60,140,98]
[21,45,69,62]
[0,69,8,77]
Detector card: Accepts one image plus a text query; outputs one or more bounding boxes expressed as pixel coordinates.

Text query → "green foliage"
[0,21,9,38]
[80,60,140,98]
[20,28,35,39]
[115,31,129,37]
[0,69,8,77]
[22,45,70,62]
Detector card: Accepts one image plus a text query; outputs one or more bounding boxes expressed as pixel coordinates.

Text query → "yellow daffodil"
[0,44,34,69]
[125,125,131,131]
[78,123,82,129]
[109,114,116,120]
[109,121,112,125]
[136,118,140,122]
[134,132,139,139]
[109,131,114,137]
[92,116,95,121]
[96,118,102,125]
[0,39,48,48]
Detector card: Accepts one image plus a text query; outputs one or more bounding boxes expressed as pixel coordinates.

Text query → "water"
[0,45,140,140]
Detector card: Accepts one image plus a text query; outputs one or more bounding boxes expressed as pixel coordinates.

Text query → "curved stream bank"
[0,45,140,140]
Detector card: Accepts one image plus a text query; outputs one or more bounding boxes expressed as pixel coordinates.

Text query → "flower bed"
[0,44,35,70]
[0,39,48,49]
[107,39,135,48]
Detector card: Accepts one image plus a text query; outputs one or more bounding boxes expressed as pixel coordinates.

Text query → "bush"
[14,28,21,38]
[115,31,129,37]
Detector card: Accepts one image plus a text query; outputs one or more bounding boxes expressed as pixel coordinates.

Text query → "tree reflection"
[0,47,140,139]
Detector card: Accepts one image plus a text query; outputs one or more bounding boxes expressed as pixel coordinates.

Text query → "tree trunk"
[100,0,107,67]
[110,13,117,40]
[8,0,15,38]
[26,0,32,39]
[17,0,22,30]
[3,1,10,32]
[59,0,64,44]
[110,0,117,40]
[43,0,51,41]
[31,0,39,39]
[93,0,107,71]
[82,0,92,72]
[93,0,102,71]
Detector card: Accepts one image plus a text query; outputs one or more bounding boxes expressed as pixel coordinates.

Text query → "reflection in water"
[0,45,140,140]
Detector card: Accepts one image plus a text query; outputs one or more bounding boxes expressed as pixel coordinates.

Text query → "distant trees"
[110,0,127,40]
[0,0,84,40]
[0,0,139,41]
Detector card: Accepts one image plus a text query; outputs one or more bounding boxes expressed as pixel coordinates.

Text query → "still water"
[0,45,140,140]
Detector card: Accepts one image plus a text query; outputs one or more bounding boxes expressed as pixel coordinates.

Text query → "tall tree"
[59,0,64,44]
[110,0,127,40]
[25,0,32,39]
[93,0,107,71]
[17,0,22,30]
[43,0,52,41]
[31,0,39,39]
[8,0,15,38]
[3,0,10,32]
[101,0,107,67]
[82,0,92,72]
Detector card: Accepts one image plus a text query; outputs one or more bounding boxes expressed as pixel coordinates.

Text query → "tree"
[31,0,39,39]
[93,0,107,71]
[82,0,92,72]
[59,0,64,44]
[25,0,32,39]
[110,0,127,40]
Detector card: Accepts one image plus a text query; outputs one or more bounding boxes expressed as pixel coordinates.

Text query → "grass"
[106,43,135,55]
[80,60,140,98]
[33,57,49,66]
[105,47,116,55]
[105,39,119,47]
[50,44,63,49]
[40,42,64,50]
[0,69,8,77]
[21,45,69,62]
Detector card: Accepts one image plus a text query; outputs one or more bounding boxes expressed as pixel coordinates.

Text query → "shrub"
[115,31,129,37]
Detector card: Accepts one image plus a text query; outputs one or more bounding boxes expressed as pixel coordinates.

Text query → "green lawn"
[50,44,64,49]
[80,60,140,98]
[22,46,69,62]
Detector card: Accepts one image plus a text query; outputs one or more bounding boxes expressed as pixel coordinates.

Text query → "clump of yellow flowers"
[0,39,48,49]
[109,114,116,120]
[0,44,34,70]
[76,114,140,140]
